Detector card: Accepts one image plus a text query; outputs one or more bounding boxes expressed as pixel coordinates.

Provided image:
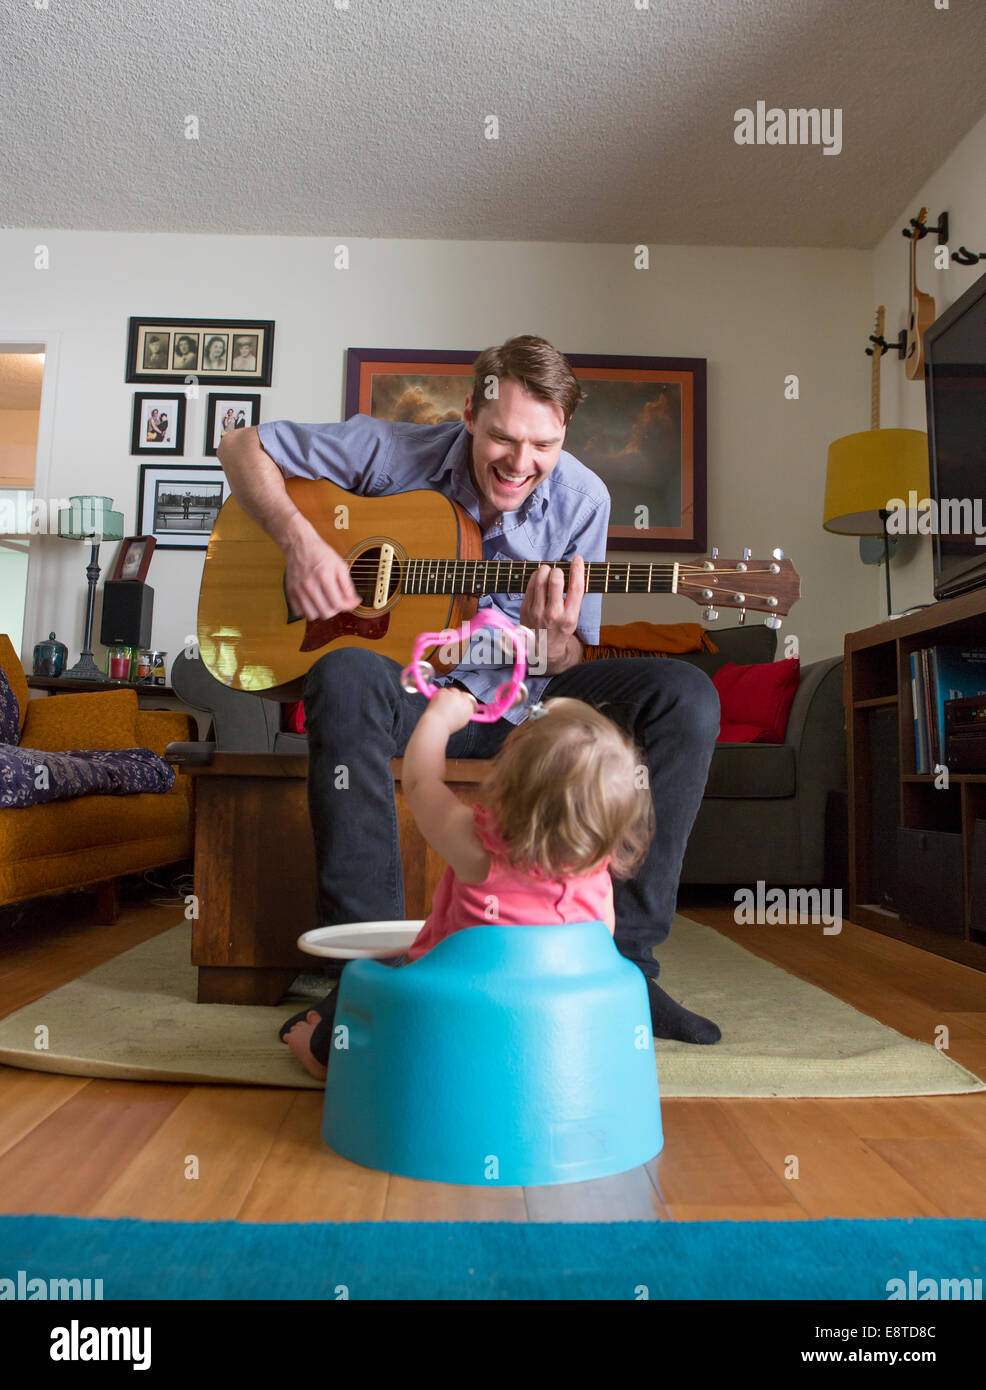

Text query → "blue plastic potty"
[321,921,663,1186]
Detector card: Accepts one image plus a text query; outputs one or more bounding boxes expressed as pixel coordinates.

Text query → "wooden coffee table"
[180,751,485,1004]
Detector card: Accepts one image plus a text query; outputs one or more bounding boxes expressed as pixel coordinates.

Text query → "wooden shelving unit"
[846,586,986,971]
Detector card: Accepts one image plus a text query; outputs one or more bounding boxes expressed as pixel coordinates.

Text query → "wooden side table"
[178,751,486,1004]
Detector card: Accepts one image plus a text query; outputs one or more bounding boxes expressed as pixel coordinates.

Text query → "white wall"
[0,230,873,677]
[873,109,986,614]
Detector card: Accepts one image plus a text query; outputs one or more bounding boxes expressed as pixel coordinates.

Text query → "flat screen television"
[925,265,986,600]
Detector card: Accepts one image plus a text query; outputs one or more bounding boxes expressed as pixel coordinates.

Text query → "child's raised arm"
[401,690,491,883]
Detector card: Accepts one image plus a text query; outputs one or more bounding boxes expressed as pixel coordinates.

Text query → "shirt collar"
[427,423,552,525]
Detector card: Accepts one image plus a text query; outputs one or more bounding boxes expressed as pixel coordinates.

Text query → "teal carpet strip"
[0,1216,983,1300]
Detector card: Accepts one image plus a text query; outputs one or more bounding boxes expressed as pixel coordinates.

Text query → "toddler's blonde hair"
[477,698,655,880]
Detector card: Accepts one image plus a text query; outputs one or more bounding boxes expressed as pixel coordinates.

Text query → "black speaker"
[100,581,154,648]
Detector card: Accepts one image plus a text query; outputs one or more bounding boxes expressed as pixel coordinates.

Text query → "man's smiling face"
[463,379,566,523]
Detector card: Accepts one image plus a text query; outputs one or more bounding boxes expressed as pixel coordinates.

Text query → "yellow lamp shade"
[823,429,929,535]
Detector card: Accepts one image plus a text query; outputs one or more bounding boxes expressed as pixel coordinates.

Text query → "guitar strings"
[337,558,785,605]
[340,561,780,576]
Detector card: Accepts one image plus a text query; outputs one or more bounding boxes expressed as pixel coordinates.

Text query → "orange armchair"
[0,634,194,911]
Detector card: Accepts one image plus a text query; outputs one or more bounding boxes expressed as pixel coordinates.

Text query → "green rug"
[0,918,982,1097]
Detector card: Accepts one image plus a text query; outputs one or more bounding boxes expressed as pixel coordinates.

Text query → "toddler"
[281,689,655,1079]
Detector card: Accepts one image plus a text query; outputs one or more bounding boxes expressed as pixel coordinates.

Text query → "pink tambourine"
[399,609,533,723]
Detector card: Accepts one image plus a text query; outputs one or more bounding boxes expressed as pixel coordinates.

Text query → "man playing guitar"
[217,334,721,1044]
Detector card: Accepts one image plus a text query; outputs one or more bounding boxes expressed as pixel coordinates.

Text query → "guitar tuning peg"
[710,546,719,560]
[703,606,719,622]
[737,608,747,625]
[742,547,752,561]
[772,548,785,560]
[764,615,783,630]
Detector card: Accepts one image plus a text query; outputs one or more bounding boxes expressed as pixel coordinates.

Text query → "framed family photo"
[344,348,707,552]
[137,464,231,551]
[130,392,186,456]
[110,535,157,582]
[204,393,262,455]
[126,317,275,386]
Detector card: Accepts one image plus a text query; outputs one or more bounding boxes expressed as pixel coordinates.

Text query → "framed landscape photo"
[205,392,262,456]
[126,318,275,386]
[137,464,231,551]
[130,392,186,456]
[111,535,157,582]
[561,353,707,553]
[344,348,707,552]
[345,348,477,422]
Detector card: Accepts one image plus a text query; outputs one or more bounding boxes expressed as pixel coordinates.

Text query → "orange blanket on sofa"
[584,622,718,660]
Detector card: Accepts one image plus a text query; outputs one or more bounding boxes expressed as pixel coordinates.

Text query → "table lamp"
[823,429,929,616]
[57,495,125,679]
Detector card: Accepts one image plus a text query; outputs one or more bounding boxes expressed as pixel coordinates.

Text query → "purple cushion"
[0,667,20,745]
[0,745,175,809]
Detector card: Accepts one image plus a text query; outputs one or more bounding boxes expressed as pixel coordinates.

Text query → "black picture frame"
[204,392,262,456]
[130,391,187,456]
[137,463,231,551]
[126,317,275,386]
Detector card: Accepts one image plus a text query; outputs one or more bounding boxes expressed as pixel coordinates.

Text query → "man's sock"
[646,977,721,1045]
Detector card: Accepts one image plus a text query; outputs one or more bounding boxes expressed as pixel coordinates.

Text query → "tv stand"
[846,586,986,970]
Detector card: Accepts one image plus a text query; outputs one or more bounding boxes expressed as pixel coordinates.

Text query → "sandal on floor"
[278,990,337,1044]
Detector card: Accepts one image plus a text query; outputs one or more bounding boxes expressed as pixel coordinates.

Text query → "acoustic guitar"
[905,207,936,381]
[197,479,801,693]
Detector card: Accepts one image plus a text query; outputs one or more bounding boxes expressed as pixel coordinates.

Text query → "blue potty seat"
[321,920,663,1187]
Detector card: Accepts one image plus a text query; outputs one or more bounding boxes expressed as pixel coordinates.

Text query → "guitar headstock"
[677,549,801,628]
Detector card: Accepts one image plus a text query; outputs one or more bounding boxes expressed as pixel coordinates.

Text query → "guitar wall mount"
[902,211,949,245]
[866,330,906,361]
[899,209,984,267]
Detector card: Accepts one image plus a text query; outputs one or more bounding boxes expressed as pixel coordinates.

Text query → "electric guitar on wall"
[905,207,936,381]
[197,479,801,692]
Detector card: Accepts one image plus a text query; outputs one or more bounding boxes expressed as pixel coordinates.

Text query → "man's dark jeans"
[302,647,720,981]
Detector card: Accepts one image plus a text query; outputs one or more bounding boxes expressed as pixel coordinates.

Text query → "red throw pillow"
[284,700,307,734]
[711,658,800,744]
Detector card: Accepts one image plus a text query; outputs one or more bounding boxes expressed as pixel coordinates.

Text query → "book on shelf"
[910,650,929,774]
[910,644,986,772]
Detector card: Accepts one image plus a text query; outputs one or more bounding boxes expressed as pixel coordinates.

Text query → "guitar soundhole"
[351,546,402,609]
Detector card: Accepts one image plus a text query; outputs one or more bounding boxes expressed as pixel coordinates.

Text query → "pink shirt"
[406,803,613,962]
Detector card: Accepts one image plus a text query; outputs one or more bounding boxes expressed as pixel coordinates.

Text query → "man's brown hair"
[470,335,586,427]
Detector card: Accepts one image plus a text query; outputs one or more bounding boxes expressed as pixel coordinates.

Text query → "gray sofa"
[171,625,846,886]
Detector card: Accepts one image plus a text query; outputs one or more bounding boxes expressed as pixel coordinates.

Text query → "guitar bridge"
[373,544,395,611]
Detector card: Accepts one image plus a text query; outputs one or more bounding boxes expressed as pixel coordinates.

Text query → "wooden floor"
[1,883,985,1224]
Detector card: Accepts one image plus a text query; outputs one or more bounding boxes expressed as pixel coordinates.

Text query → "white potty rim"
[297,920,426,959]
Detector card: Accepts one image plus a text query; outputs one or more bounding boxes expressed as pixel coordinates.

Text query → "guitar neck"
[871,306,884,430]
[403,558,678,595]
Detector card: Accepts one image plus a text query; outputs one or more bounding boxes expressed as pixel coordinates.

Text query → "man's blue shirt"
[257,414,611,723]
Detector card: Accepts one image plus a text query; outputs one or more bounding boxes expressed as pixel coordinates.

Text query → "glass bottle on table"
[105,643,132,681]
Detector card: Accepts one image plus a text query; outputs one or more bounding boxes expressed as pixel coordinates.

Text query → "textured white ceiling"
[3,0,985,248]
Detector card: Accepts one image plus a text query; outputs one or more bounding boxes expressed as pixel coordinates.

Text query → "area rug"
[0,919,982,1097]
[0,1213,984,1300]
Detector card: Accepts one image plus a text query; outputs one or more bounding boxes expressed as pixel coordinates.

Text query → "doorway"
[0,344,46,653]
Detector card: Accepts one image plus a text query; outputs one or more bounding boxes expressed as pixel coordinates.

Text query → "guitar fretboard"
[403,559,679,595]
